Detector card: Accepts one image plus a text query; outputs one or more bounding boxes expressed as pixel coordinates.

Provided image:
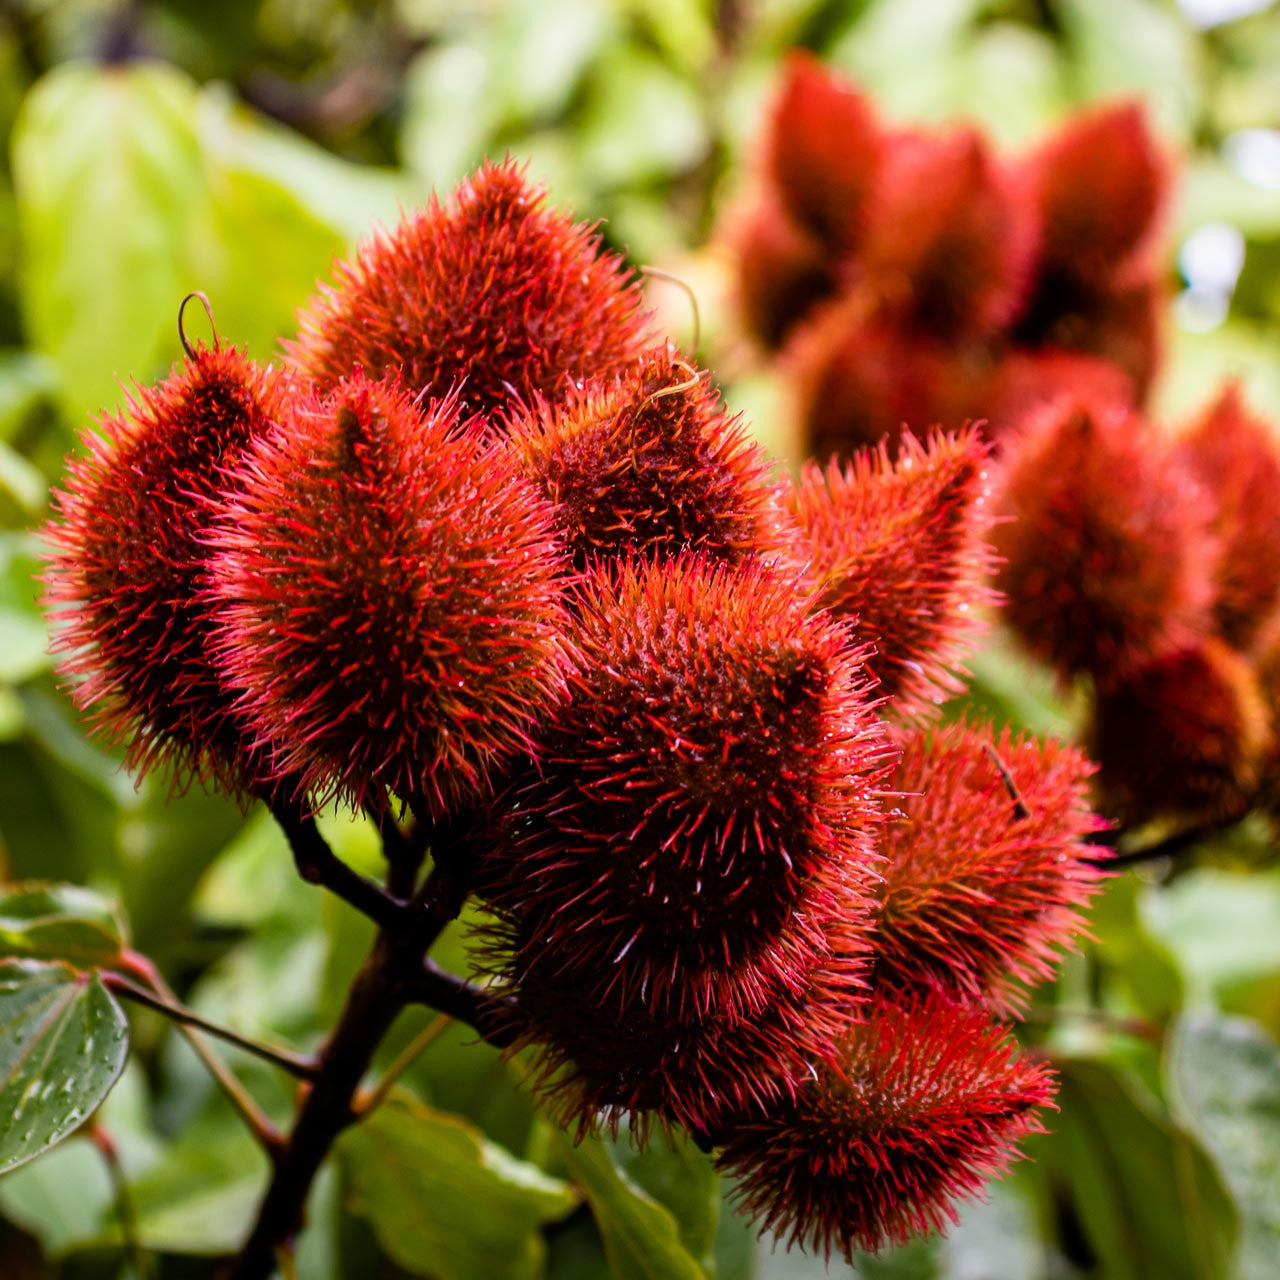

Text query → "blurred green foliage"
[0,0,1277,1277]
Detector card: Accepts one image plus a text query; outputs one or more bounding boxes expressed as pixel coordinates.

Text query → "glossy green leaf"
[341,1091,578,1280]
[552,1131,707,1280]
[0,881,126,966]
[1169,1014,1280,1280]
[12,62,203,418]
[1044,1058,1237,1280]
[611,1133,719,1267]
[0,959,129,1173]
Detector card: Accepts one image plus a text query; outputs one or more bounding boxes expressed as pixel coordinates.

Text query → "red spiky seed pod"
[43,341,285,794]
[1176,384,1280,651]
[788,302,992,459]
[765,52,884,255]
[208,371,569,817]
[507,346,776,569]
[1015,269,1164,401]
[781,428,998,720]
[496,910,870,1138]
[717,989,1056,1259]
[873,721,1106,1012]
[287,159,651,418]
[855,128,1037,342]
[992,397,1218,681]
[1024,100,1167,287]
[980,348,1137,444]
[1088,638,1271,826]
[726,193,838,350]
[482,554,891,1028]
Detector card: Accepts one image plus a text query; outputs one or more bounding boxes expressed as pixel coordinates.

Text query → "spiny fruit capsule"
[44,341,284,794]
[496,909,871,1138]
[993,397,1218,681]
[483,554,891,1027]
[855,128,1036,343]
[1088,638,1271,826]
[873,720,1106,1012]
[207,371,569,817]
[781,428,998,720]
[507,346,775,569]
[287,159,651,419]
[717,989,1055,1259]
[1176,384,1280,651]
[764,51,884,255]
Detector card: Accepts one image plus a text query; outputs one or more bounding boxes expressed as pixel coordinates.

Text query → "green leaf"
[0,959,129,1174]
[1141,868,1280,1004]
[610,1133,719,1267]
[341,1091,578,1280]
[1091,873,1184,1020]
[0,881,127,966]
[0,1134,112,1256]
[118,1125,267,1254]
[12,62,204,419]
[1042,1058,1237,1280]
[551,1131,708,1280]
[0,532,49,685]
[1169,1014,1280,1280]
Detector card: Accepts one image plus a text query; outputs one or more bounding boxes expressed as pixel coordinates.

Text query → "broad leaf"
[0,959,129,1173]
[1041,1058,1237,1280]
[0,881,127,966]
[341,1091,578,1280]
[12,62,203,418]
[1169,1014,1280,1280]
[552,1131,707,1280]
[611,1133,720,1267]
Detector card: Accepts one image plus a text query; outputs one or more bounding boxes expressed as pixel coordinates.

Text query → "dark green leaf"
[0,881,127,966]
[0,959,129,1173]
[551,1131,707,1280]
[1042,1058,1237,1280]
[1169,1014,1280,1280]
[341,1091,578,1280]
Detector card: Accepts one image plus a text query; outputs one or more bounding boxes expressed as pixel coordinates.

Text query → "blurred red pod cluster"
[724,53,1168,453]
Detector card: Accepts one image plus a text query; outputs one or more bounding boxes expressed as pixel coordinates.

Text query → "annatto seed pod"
[493,909,870,1138]
[1088,638,1272,826]
[765,51,884,256]
[980,347,1137,444]
[1176,384,1280,651]
[726,192,838,351]
[993,397,1218,681]
[287,159,651,418]
[855,128,1037,343]
[787,301,992,460]
[1023,100,1166,289]
[483,554,891,1029]
[507,346,776,570]
[43,337,284,794]
[208,371,569,817]
[872,721,1106,1012]
[781,428,998,720]
[717,989,1055,1259]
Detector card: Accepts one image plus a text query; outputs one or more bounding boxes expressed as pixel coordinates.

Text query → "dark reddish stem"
[269,793,407,927]
[224,827,500,1278]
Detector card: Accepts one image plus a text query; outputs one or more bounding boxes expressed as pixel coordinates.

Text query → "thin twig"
[355,1013,454,1118]
[364,796,423,899]
[983,742,1030,820]
[90,1124,151,1279]
[269,793,406,928]
[1085,818,1241,870]
[103,973,318,1080]
[118,951,284,1157]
